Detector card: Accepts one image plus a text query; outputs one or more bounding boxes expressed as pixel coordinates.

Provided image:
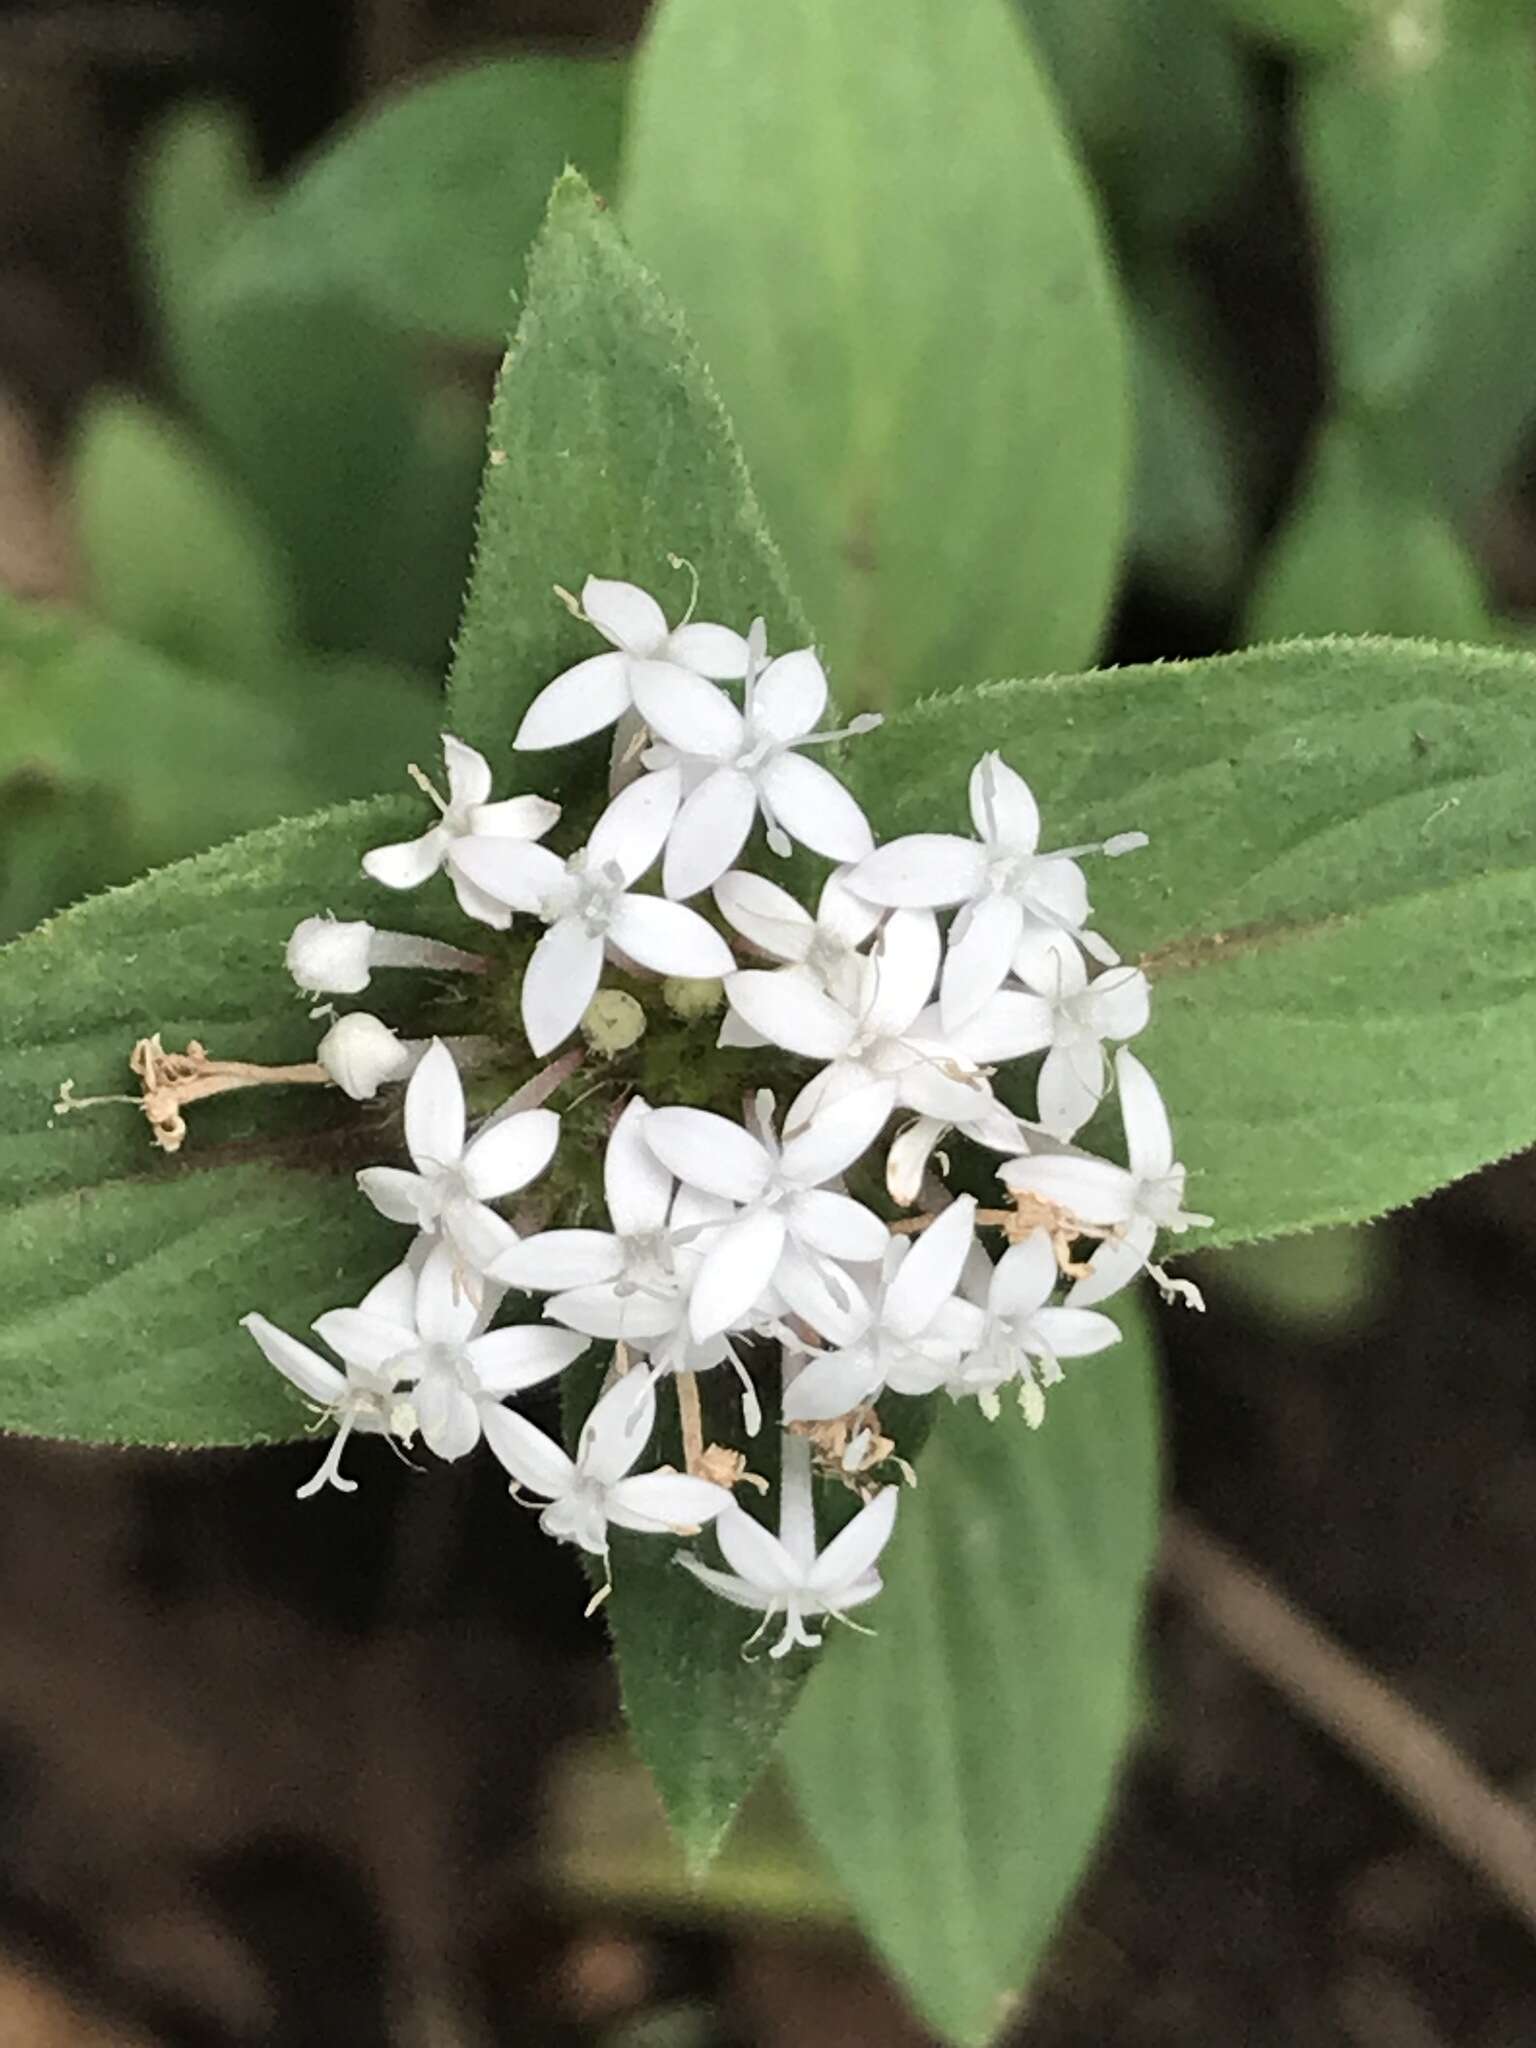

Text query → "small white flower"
[317,1012,415,1100]
[678,1433,898,1657]
[783,1196,982,1419]
[948,1230,1120,1424]
[638,621,879,901]
[451,769,734,1056]
[999,1049,1211,1307]
[643,1087,891,1342]
[241,1257,423,1498]
[482,1365,733,1557]
[847,753,1143,1031]
[514,575,751,751]
[310,1238,588,1462]
[362,735,561,930]
[285,914,483,998]
[713,867,882,1047]
[1014,951,1151,1139]
[356,1040,559,1273]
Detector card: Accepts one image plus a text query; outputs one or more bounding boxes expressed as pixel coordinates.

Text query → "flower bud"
[318,1012,413,1100]
[581,988,646,1056]
[662,976,724,1021]
[287,915,375,995]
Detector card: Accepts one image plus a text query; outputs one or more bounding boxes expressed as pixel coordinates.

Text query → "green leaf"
[1302,22,1536,409]
[446,174,807,763]
[1203,0,1358,57]
[784,1297,1162,2048]
[0,797,476,1443]
[266,55,628,345]
[71,392,299,680]
[623,0,1129,709]
[849,636,1536,1250]
[1244,416,1490,642]
[134,98,259,373]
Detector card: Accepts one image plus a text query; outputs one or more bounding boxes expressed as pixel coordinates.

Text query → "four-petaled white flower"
[643,1087,891,1342]
[637,620,879,901]
[783,1196,982,1420]
[309,1238,589,1462]
[241,1258,423,1498]
[678,1435,899,1657]
[848,752,1143,1032]
[999,1049,1210,1307]
[1011,949,1151,1140]
[482,1365,733,1557]
[451,768,733,1055]
[362,735,560,930]
[947,1229,1121,1425]
[514,575,751,751]
[357,1040,559,1273]
[713,866,882,1048]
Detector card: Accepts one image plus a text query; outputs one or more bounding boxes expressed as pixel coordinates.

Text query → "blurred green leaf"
[623,0,1129,709]
[1245,416,1489,642]
[446,173,806,768]
[1203,0,1358,57]
[0,776,127,943]
[0,795,480,1442]
[1199,1224,1386,1332]
[135,97,259,373]
[1303,21,1536,410]
[849,636,1536,1249]
[1020,0,1257,233]
[785,1297,1161,2048]
[72,392,298,681]
[267,55,628,345]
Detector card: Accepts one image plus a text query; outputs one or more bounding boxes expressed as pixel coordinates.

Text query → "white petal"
[1030,855,1091,928]
[941,893,1025,1032]
[356,1165,434,1227]
[411,1238,480,1343]
[999,1152,1139,1226]
[1116,1048,1175,1179]
[442,734,493,809]
[884,1194,976,1340]
[1013,923,1087,995]
[1067,1216,1157,1308]
[515,650,633,749]
[818,867,884,948]
[492,1228,623,1292]
[241,1314,345,1406]
[787,1189,889,1264]
[607,1472,733,1532]
[1030,1306,1122,1359]
[467,793,561,841]
[362,826,447,891]
[662,767,757,900]
[750,648,827,741]
[357,1257,418,1325]
[808,1486,898,1597]
[609,895,735,978]
[781,1346,883,1421]
[445,1197,520,1274]
[689,1207,788,1339]
[773,1242,873,1343]
[588,764,682,884]
[716,1502,799,1593]
[632,662,745,759]
[848,834,985,909]
[1085,966,1151,1043]
[1036,1040,1106,1141]
[677,1557,774,1611]
[893,1052,993,1126]
[468,1324,589,1393]
[445,863,513,930]
[522,920,604,1056]
[779,1082,893,1187]
[757,752,874,863]
[449,836,564,916]
[969,753,1039,853]
[583,576,668,655]
[886,1116,945,1207]
[943,989,1054,1063]
[545,1283,683,1342]
[644,1107,770,1203]
[665,620,750,679]
[462,1105,560,1201]
[713,870,815,961]
[482,1403,575,1497]
[405,1041,465,1170]
[578,1367,657,1484]
[415,1375,482,1461]
[724,968,854,1062]
[989,1231,1058,1319]
[863,908,940,1037]
[605,1096,672,1237]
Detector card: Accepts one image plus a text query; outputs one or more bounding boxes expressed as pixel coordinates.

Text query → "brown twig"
[1162,1512,1536,1937]
[674,1371,705,1477]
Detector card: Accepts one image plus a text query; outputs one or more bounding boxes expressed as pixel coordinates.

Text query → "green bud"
[581,988,647,1056]
[663,976,725,1020]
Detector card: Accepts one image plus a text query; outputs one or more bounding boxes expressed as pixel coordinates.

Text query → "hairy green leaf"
[785,1297,1161,2048]
[1245,416,1489,642]
[851,636,1536,1249]
[446,174,806,766]
[623,0,1129,709]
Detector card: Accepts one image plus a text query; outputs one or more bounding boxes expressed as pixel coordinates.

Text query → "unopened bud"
[317,1012,413,1100]
[662,975,724,1021]
[581,988,646,1056]
[286,915,486,997]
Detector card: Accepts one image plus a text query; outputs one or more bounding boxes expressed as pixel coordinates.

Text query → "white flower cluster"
[249,574,1208,1658]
